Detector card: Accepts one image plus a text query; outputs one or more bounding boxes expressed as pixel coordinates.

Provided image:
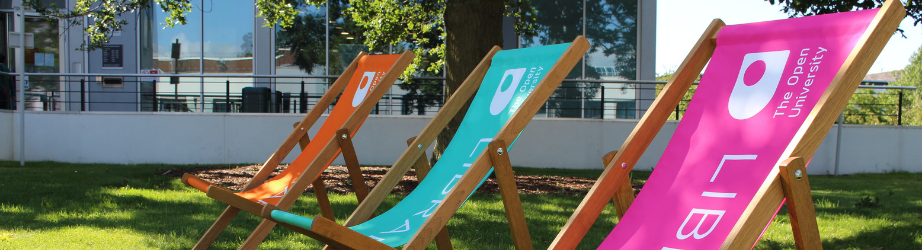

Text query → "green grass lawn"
[0,161,919,249]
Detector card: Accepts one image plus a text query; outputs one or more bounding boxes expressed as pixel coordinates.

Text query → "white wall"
[0,111,12,160]
[14,112,433,166]
[6,112,921,175]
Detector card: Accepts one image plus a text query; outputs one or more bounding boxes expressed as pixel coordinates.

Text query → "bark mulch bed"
[160,165,643,196]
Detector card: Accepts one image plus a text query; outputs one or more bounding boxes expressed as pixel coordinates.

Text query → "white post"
[834,112,844,176]
[17,5,26,166]
[325,3,329,75]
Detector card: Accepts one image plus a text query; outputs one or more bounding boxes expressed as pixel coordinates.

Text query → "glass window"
[147,1,202,74]
[522,0,638,119]
[24,17,61,111]
[200,0,254,113]
[522,0,585,118]
[587,0,638,119]
[275,3,327,75]
[328,2,370,76]
[140,1,202,112]
[203,0,253,74]
[274,2,330,114]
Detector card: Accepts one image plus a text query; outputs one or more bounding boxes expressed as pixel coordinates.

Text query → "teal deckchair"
[260,37,590,249]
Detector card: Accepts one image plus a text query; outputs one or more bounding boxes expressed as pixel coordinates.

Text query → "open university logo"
[728,51,789,119]
[489,68,526,115]
[352,71,378,107]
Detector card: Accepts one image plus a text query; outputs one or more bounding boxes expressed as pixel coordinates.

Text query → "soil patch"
[160,165,643,196]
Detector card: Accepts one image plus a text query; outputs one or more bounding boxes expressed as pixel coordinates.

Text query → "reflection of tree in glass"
[275,1,330,74]
[239,32,253,57]
[26,18,60,92]
[523,0,637,117]
[275,0,442,113]
[275,0,381,75]
[588,0,637,81]
[336,44,368,71]
[401,48,443,115]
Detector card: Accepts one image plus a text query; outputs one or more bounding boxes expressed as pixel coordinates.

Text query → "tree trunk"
[433,0,504,164]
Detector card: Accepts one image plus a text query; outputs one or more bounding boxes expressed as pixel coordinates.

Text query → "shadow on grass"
[756,224,922,250]
[442,193,619,250]
[2,161,919,249]
[758,173,922,249]
[0,161,301,249]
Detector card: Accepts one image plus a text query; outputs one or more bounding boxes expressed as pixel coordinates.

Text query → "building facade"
[2,0,655,118]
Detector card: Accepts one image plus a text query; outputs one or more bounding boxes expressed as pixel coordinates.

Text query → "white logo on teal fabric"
[352,71,378,107]
[728,51,789,119]
[490,68,526,115]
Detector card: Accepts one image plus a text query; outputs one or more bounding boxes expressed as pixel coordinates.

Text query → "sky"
[656,0,922,75]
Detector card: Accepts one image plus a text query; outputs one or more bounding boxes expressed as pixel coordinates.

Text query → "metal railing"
[0,72,915,124]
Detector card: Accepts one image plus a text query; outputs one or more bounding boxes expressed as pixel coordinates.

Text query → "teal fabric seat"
[271,43,572,247]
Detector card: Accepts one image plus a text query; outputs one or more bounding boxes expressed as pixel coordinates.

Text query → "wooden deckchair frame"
[292,122,371,221]
[260,36,590,250]
[550,1,904,249]
[185,50,415,250]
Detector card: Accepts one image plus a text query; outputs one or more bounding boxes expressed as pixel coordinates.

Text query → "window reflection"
[522,0,586,118]
[23,17,60,111]
[521,0,638,119]
[327,1,369,75]
[203,0,253,74]
[275,2,326,75]
[587,0,638,119]
[140,1,203,112]
[150,2,202,74]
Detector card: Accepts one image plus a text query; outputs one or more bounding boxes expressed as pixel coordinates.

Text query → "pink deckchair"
[551,1,904,249]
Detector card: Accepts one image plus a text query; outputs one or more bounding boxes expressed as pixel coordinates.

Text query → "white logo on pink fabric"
[352,71,379,107]
[490,68,526,115]
[728,51,790,120]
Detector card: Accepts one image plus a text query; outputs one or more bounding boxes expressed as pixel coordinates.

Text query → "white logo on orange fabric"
[352,71,379,107]
[490,68,526,115]
[728,51,789,119]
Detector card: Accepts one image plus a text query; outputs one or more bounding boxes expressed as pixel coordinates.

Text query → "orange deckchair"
[181,51,413,249]
[550,1,903,249]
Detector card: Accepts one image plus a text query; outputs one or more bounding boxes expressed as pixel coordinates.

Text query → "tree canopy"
[766,0,922,35]
[892,44,922,125]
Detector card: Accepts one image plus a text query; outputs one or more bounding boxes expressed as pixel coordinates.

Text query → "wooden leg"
[406,136,453,250]
[488,140,534,250]
[192,205,241,250]
[602,150,635,219]
[312,179,336,221]
[294,122,336,220]
[779,157,823,250]
[338,128,371,203]
[238,219,278,250]
[406,136,434,179]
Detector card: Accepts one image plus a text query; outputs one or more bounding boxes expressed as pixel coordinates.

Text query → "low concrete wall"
[0,110,12,160]
[6,112,922,175]
[15,112,434,166]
